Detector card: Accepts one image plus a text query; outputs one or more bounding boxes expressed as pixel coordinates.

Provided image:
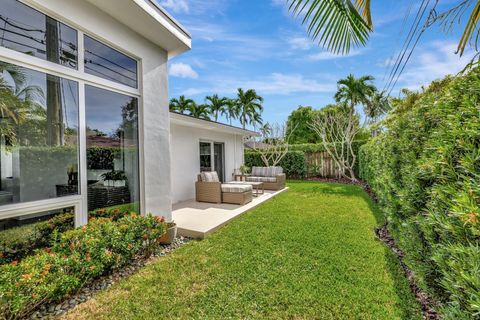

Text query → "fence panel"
[305,151,343,178]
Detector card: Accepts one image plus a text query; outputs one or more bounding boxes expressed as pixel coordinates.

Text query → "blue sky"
[160,0,474,128]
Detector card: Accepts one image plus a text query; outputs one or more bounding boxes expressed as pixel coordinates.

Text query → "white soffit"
[170,112,259,137]
[85,0,191,59]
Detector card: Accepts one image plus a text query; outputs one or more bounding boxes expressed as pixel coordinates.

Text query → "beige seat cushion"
[246,176,277,183]
[221,184,252,193]
[200,171,219,182]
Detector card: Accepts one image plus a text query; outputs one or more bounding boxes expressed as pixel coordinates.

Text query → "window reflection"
[200,142,212,172]
[85,85,139,212]
[84,36,137,88]
[0,61,79,205]
[0,0,78,69]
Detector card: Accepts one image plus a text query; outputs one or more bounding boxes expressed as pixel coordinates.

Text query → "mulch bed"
[305,177,439,320]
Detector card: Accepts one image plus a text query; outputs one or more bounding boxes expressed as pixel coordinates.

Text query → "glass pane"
[0,0,78,69]
[0,61,79,205]
[85,85,139,213]
[84,36,137,88]
[0,207,74,264]
[214,143,224,182]
[199,142,211,172]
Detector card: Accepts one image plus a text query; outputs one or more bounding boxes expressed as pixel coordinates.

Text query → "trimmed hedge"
[245,141,366,179]
[244,151,307,178]
[359,69,480,319]
[0,213,166,319]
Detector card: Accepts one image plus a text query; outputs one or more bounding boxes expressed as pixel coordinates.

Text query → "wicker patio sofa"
[195,172,253,205]
[245,166,286,191]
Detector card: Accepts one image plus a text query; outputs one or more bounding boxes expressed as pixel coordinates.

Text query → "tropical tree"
[169,95,196,114]
[259,122,272,136]
[236,88,264,129]
[334,74,376,119]
[287,0,480,58]
[286,105,320,143]
[310,104,361,181]
[0,62,44,145]
[205,94,229,122]
[188,103,211,120]
[365,90,390,125]
[225,98,239,125]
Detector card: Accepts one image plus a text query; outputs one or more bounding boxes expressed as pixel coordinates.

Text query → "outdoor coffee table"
[228,181,264,197]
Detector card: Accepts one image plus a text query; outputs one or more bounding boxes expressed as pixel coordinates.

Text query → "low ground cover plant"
[359,67,480,319]
[0,205,136,265]
[0,213,166,319]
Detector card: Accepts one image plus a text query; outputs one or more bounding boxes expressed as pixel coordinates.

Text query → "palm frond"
[355,0,372,28]
[288,0,372,54]
[457,0,480,56]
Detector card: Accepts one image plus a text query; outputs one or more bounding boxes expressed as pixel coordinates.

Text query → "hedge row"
[359,68,480,319]
[0,205,136,265]
[0,213,166,319]
[245,141,366,178]
[244,151,307,177]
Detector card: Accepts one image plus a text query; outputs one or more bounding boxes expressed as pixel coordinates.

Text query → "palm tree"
[260,122,272,136]
[334,74,376,117]
[169,95,195,114]
[287,1,480,57]
[225,98,239,125]
[236,88,264,129]
[365,90,390,125]
[205,94,229,122]
[189,103,211,120]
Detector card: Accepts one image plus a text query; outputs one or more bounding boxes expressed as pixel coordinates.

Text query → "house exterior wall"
[170,123,245,204]
[3,0,174,220]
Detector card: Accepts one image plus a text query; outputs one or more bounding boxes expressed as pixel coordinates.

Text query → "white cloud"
[308,49,364,61]
[288,37,313,50]
[159,0,189,14]
[396,41,475,91]
[181,73,335,96]
[170,63,199,79]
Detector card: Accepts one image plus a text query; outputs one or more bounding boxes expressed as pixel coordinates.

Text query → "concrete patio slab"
[172,188,288,239]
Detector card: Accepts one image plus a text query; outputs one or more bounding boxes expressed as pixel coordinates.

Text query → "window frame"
[0,2,143,227]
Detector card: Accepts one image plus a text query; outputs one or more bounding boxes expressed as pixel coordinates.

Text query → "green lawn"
[65,181,421,320]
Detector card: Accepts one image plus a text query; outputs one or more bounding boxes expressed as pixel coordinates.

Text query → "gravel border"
[29,236,191,319]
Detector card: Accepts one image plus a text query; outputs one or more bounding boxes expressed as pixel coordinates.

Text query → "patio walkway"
[172,188,288,239]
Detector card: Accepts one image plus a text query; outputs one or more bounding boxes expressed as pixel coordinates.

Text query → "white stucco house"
[0,0,253,230]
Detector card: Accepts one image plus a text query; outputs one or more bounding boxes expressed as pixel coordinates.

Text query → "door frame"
[199,139,225,182]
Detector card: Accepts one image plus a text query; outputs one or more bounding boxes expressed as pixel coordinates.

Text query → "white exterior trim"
[0,0,188,225]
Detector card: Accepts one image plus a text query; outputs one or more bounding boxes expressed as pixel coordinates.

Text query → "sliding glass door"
[214,143,224,182]
[199,141,225,182]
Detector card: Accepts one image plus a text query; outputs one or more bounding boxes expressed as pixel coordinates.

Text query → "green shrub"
[0,211,75,265]
[0,204,137,265]
[244,151,307,178]
[0,214,166,319]
[359,69,480,319]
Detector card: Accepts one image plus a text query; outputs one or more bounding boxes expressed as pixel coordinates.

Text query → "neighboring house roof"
[85,0,191,58]
[170,112,259,137]
[244,141,270,150]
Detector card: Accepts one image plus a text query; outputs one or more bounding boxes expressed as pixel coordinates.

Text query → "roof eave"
[169,112,260,137]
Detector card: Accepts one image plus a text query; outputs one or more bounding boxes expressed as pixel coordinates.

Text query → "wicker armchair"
[195,174,252,205]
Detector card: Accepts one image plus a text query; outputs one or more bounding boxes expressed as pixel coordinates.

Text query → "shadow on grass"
[287,179,422,319]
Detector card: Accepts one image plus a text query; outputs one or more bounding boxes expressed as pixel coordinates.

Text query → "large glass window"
[85,85,139,212]
[84,36,137,88]
[0,0,78,69]
[0,61,79,204]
